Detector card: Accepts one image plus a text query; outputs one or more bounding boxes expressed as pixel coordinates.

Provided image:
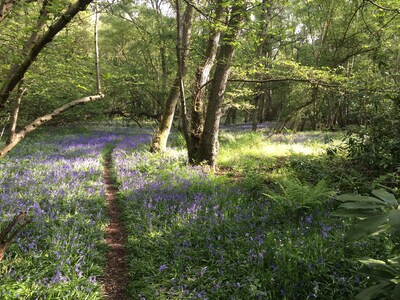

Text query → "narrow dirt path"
[102,148,129,299]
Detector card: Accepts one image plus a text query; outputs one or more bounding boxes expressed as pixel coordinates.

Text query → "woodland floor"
[102,149,128,300]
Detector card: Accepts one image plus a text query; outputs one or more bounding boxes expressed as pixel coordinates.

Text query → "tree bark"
[94,1,101,94]
[0,94,104,158]
[196,3,246,168]
[0,0,19,22]
[6,83,26,144]
[252,94,261,131]
[187,0,224,163]
[253,0,273,132]
[0,211,31,261]
[176,0,190,147]
[150,0,194,152]
[0,0,94,110]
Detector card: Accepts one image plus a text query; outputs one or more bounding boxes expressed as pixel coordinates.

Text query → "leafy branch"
[333,189,400,299]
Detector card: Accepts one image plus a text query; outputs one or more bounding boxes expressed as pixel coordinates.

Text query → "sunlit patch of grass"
[219,130,343,164]
[218,130,346,192]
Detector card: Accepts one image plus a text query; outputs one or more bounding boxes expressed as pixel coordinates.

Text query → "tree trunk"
[310,85,318,130]
[176,0,190,147]
[150,1,194,152]
[187,0,224,163]
[6,83,26,144]
[252,94,261,131]
[253,0,273,131]
[0,0,94,110]
[0,0,19,22]
[160,46,168,95]
[152,0,168,97]
[224,107,237,125]
[94,1,101,94]
[0,94,104,158]
[196,3,246,168]
[264,89,273,120]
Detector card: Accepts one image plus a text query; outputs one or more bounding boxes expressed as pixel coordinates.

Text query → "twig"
[0,211,32,261]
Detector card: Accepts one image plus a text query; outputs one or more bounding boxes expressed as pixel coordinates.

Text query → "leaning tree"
[0,0,103,158]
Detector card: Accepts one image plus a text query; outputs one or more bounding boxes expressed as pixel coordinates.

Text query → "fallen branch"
[0,211,31,261]
[0,93,104,158]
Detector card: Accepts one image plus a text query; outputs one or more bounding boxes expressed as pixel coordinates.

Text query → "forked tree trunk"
[176,0,190,147]
[196,3,246,168]
[187,0,224,163]
[150,1,194,152]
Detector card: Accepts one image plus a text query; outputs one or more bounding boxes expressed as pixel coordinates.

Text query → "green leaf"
[388,209,400,229]
[355,282,393,300]
[339,202,386,210]
[359,268,397,281]
[393,284,400,299]
[344,214,388,242]
[372,189,397,206]
[332,208,382,218]
[77,84,88,91]
[359,258,387,265]
[358,259,398,275]
[336,194,387,205]
[391,244,400,255]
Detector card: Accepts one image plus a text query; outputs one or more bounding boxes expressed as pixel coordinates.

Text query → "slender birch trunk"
[94,1,101,94]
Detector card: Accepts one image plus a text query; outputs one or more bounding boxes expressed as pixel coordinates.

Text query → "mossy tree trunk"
[150,0,194,152]
[196,2,246,169]
[187,0,224,163]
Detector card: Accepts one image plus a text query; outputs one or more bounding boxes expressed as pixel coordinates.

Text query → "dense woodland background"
[0,0,399,170]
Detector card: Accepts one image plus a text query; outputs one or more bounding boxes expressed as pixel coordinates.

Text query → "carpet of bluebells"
[0,127,132,299]
[112,131,379,299]
[0,126,387,299]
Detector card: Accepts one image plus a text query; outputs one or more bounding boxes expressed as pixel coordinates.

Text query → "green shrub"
[333,189,400,300]
[265,178,335,211]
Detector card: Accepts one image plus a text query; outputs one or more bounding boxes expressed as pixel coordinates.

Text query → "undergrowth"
[0,125,397,299]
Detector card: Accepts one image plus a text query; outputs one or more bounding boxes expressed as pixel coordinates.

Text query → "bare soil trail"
[102,149,129,299]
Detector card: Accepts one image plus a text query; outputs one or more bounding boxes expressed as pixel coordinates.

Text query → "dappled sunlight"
[110,130,372,299]
[164,147,187,160]
[263,142,325,157]
[218,130,343,171]
[0,126,388,299]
